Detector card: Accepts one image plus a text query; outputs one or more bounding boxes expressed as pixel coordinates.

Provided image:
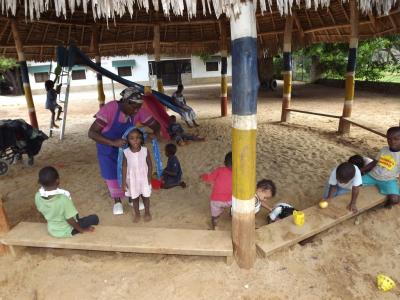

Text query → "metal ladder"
[48,67,71,140]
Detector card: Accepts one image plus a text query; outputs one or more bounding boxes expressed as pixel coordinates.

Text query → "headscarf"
[120,86,144,104]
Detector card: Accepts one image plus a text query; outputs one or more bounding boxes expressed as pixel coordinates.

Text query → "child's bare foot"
[133,214,141,223]
[180,181,187,188]
[178,140,186,146]
[144,214,152,222]
[51,124,59,128]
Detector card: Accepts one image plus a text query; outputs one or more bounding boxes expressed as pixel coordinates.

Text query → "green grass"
[377,72,400,83]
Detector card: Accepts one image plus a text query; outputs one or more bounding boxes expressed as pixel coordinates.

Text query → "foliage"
[197,52,213,63]
[301,35,400,81]
[0,56,18,73]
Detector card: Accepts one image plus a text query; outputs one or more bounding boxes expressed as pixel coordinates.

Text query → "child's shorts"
[210,200,232,217]
[362,173,400,195]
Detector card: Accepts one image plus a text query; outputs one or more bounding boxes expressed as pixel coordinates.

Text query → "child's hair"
[127,128,144,146]
[387,126,400,136]
[336,162,355,183]
[177,83,184,90]
[256,179,277,197]
[169,115,177,122]
[38,166,59,187]
[165,143,177,156]
[348,155,364,169]
[224,152,232,167]
[44,80,54,91]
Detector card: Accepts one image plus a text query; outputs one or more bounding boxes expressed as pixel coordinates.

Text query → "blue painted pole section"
[231,37,259,115]
[347,48,357,72]
[283,52,292,72]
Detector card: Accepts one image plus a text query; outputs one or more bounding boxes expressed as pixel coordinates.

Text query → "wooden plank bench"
[256,186,386,258]
[0,222,233,264]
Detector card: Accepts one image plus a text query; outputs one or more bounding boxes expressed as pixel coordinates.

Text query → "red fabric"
[201,166,232,202]
[142,95,170,140]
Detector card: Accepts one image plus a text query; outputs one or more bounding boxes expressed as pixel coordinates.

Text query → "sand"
[0,82,399,299]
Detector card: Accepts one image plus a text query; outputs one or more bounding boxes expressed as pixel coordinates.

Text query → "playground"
[0,82,399,298]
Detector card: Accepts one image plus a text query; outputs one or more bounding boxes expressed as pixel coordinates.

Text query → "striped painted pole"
[339,0,359,134]
[153,24,164,93]
[281,16,293,122]
[91,26,105,107]
[220,19,228,117]
[10,19,39,129]
[230,1,259,269]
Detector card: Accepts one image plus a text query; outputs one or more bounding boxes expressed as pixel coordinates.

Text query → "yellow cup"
[293,210,305,226]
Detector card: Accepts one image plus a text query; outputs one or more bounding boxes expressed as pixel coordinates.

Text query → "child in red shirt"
[201,152,232,229]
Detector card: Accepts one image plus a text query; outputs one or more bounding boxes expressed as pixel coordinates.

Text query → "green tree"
[301,35,399,81]
[0,56,21,95]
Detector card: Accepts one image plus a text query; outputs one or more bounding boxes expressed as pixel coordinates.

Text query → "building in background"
[27,54,232,94]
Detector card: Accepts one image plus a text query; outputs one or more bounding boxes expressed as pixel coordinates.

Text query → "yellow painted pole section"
[157,79,164,94]
[281,71,292,122]
[0,199,10,255]
[144,86,152,95]
[232,128,257,199]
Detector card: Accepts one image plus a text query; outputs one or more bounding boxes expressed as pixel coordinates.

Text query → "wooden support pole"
[10,18,39,129]
[153,24,164,93]
[91,25,105,107]
[230,1,258,269]
[219,18,228,117]
[0,199,10,255]
[339,0,359,134]
[281,16,293,122]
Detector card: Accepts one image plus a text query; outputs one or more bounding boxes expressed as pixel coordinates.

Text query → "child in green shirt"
[35,166,99,238]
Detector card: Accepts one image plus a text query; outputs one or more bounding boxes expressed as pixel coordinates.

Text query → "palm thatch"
[0,0,399,61]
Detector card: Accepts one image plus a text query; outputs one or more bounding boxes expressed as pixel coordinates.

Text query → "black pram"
[0,119,48,175]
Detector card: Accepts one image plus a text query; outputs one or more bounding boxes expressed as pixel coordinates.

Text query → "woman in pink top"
[201,152,232,229]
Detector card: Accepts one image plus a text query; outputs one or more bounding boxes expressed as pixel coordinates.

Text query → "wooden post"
[91,25,105,107]
[219,19,228,117]
[0,199,10,255]
[339,0,359,134]
[230,1,259,269]
[153,24,164,93]
[281,16,293,122]
[10,18,39,128]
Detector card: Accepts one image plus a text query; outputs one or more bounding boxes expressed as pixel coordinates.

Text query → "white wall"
[190,55,232,78]
[27,55,150,91]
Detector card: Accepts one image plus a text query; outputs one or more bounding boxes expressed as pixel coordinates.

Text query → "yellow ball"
[319,201,328,209]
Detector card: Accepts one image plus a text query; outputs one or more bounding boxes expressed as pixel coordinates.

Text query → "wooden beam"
[389,15,398,29]
[0,199,10,255]
[0,20,9,41]
[286,108,341,118]
[292,10,305,40]
[343,118,386,137]
[303,21,371,34]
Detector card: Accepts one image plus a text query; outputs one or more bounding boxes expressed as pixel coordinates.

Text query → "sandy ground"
[0,82,399,299]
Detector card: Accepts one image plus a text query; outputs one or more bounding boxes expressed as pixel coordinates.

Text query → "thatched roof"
[0,0,399,60]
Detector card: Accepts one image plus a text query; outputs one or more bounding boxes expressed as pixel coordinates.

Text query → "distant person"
[44,80,63,129]
[201,152,232,230]
[35,166,99,237]
[88,87,144,215]
[323,162,362,213]
[161,143,186,189]
[362,126,400,209]
[122,128,152,222]
[168,115,204,146]
[171,84,199,127]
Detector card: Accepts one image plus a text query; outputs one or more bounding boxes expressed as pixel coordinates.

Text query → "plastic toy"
[377,274,396,292]
[319,201,329,209]
[293,210,305,226]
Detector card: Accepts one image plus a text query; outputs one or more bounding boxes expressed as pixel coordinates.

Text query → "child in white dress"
[122,128,153,222]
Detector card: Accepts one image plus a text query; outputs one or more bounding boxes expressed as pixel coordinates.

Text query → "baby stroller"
[0,119,48,175]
